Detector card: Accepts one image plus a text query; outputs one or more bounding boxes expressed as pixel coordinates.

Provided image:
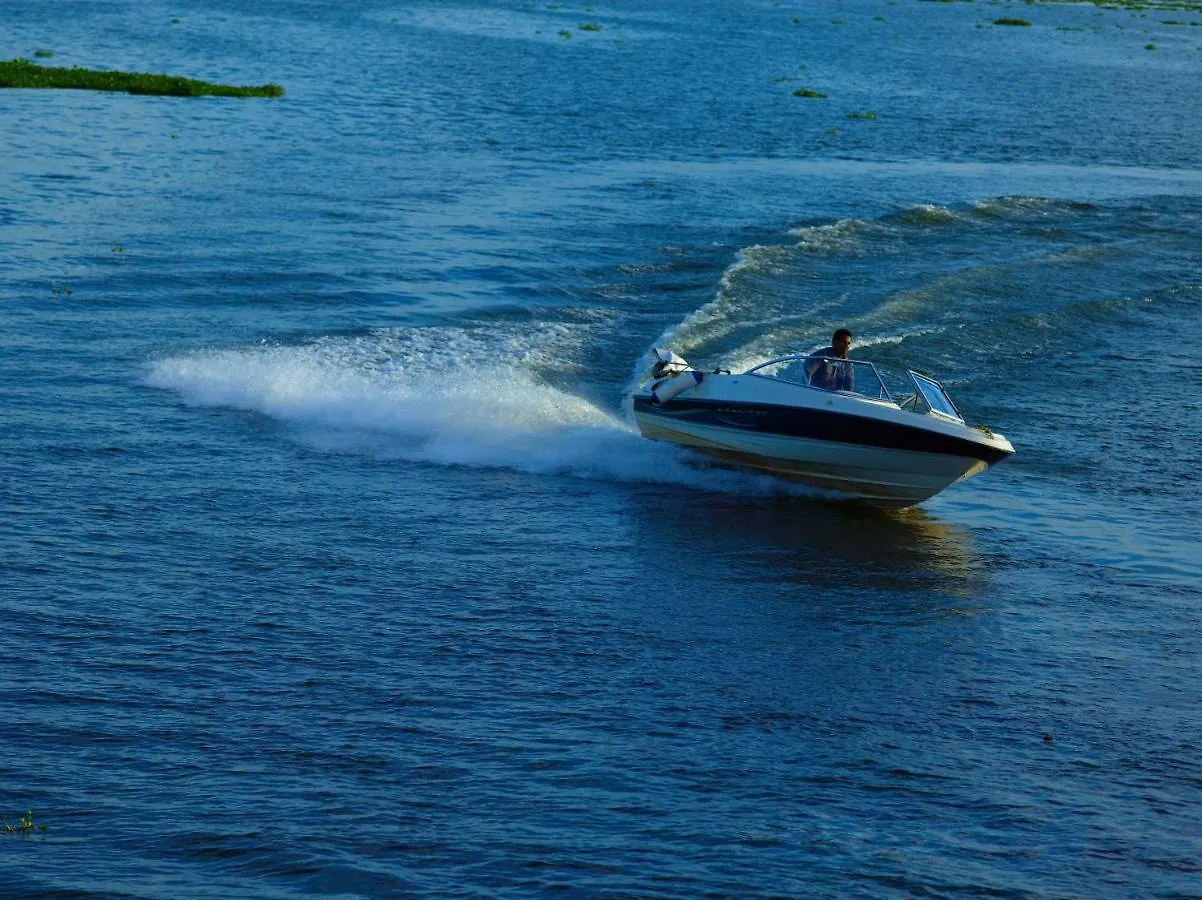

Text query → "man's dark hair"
[833,328,853,342]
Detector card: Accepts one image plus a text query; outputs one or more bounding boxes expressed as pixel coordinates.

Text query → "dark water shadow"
[626,489,984,602]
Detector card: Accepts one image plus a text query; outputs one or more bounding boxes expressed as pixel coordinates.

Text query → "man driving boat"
[804,328,855,391]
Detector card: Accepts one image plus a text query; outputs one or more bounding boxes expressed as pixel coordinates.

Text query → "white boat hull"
[634,409,988,507]
[630,356,1013,508]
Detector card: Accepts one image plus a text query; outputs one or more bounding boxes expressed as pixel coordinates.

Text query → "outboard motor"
[647,348,703,404]
[652,370,703,404]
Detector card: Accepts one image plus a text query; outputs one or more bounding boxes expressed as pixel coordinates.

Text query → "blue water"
[4,0,1202,895]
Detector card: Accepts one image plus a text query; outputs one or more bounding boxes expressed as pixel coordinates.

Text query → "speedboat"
[630,348,1014,507]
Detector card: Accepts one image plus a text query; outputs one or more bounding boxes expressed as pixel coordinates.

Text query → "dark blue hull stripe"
[633,397,1012,466]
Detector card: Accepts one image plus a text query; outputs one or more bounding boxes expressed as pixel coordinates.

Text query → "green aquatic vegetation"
[994,17,1033,25]
[33,49,54,58]
[2,811,46,835]
[578,21,603,30]
[792,87,828,98]
[1030,0,1202,10]
[847,110,877,119]
[558,29,572,38]
[0,59,284,97]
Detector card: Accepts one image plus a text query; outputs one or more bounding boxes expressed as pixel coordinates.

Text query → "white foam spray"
[145,327,804,496]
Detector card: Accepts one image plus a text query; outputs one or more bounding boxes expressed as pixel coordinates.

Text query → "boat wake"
[144,329,807,496]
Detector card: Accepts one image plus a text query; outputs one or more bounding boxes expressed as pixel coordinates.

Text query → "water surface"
[3,0,1202,895]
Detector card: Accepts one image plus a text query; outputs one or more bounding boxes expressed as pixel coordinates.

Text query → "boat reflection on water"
[629,490,984,604]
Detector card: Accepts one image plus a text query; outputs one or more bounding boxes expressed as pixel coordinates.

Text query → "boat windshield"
[908,371,963,421]
[745,356,891,401]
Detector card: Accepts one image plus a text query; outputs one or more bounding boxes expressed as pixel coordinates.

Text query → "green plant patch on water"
[0,59,283,98]
[33,49,54,58]
[1029,0,1202,10]
[994,17,1033,25]
[847,110,878,120]
[578,21,603,31]
[793,87,828,98]
[2,811,46,835]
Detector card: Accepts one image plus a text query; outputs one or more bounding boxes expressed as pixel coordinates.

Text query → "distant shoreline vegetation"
[0,59,283,98]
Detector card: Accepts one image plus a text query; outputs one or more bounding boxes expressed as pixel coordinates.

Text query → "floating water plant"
[0,58,283,98]
[558,29,572,38]
[2,811,46,835]
[33,49,54,58]
[848,110,877,120]
[994,18,1033,25]
[995,0,1202,11]
[578,21,603,31]
[792,87,828,98]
